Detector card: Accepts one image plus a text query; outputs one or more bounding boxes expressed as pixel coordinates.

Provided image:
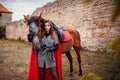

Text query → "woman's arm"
[51,35,58,50]
[33,35,40,51]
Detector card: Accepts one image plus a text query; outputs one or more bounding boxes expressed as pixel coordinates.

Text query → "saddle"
[53,24,70,42]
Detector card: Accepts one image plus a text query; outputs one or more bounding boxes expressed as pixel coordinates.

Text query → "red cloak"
[28,41,63,80]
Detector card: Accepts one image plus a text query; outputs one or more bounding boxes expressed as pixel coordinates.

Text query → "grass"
[0,39,119,80]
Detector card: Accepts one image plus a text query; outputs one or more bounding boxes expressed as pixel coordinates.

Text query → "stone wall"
[0,13,12,27]
[6,0,120,51]
[6,20,29,41]
[0,13,12,38]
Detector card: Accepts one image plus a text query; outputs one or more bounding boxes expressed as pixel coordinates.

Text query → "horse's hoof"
[79,73,82,76]
[69,72,73,76]
[79,70,82,76]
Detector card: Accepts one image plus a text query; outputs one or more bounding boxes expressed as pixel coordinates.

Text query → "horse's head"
[24,13,45,42]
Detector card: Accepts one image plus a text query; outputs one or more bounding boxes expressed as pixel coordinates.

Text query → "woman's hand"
[33,35,40,50]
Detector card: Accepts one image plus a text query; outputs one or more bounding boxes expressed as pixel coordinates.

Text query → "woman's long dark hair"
[44,20,55,39]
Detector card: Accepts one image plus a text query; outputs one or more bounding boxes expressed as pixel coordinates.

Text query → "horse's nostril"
[27,34,33,42]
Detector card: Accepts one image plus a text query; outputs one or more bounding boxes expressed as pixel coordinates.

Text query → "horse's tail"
[75,30,82,50]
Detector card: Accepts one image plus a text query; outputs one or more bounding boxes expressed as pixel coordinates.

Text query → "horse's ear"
[23,15,29,22]
[38,12,42,20]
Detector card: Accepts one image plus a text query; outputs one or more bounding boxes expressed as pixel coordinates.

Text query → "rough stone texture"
[6,20,29,41]
[6,0,120,51]
[0,13,12,27]
[0,13,12,38]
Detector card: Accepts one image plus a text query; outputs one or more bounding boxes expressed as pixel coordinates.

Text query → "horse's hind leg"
[73,46,82,76]
[65,51,73,76]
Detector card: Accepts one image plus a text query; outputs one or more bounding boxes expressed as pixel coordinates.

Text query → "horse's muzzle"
[27,32,34,42]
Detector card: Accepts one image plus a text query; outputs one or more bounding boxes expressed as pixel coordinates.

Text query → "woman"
[28,20,63,80]
[38,20,59,80]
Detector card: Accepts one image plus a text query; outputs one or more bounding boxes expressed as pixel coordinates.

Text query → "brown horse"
[24,14,82,76]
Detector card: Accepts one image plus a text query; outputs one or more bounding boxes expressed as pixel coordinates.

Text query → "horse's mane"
[39,17,45,30]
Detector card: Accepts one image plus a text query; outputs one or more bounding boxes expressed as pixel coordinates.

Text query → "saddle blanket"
[63,31,70,42]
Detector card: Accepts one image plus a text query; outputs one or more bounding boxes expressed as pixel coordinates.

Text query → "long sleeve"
[33,35,40,50]
[50,35,58,51]
[50,44,58,51]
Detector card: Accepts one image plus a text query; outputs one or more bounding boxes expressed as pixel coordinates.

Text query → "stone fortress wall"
[6,0,120,51]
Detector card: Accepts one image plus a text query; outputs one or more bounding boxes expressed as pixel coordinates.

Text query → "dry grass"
[0,39,31,80]
[0,39,119,80]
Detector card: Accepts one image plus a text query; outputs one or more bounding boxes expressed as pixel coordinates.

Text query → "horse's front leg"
[65,51,73,76]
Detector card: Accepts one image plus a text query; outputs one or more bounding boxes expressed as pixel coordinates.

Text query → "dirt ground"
[0,39,119,80]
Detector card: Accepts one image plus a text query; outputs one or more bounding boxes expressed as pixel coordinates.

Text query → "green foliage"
[113,72,120,80]
[109,37,120,52]
[109,37,120,61]
[111,0,120,22]
[79,73,106,80]
[83,0,92,3]
[113,51,120,61]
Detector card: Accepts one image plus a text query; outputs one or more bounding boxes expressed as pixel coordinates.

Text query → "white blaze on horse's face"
[29,22,38,34]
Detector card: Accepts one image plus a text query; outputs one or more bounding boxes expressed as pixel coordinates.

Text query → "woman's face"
[45,22,51,33]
